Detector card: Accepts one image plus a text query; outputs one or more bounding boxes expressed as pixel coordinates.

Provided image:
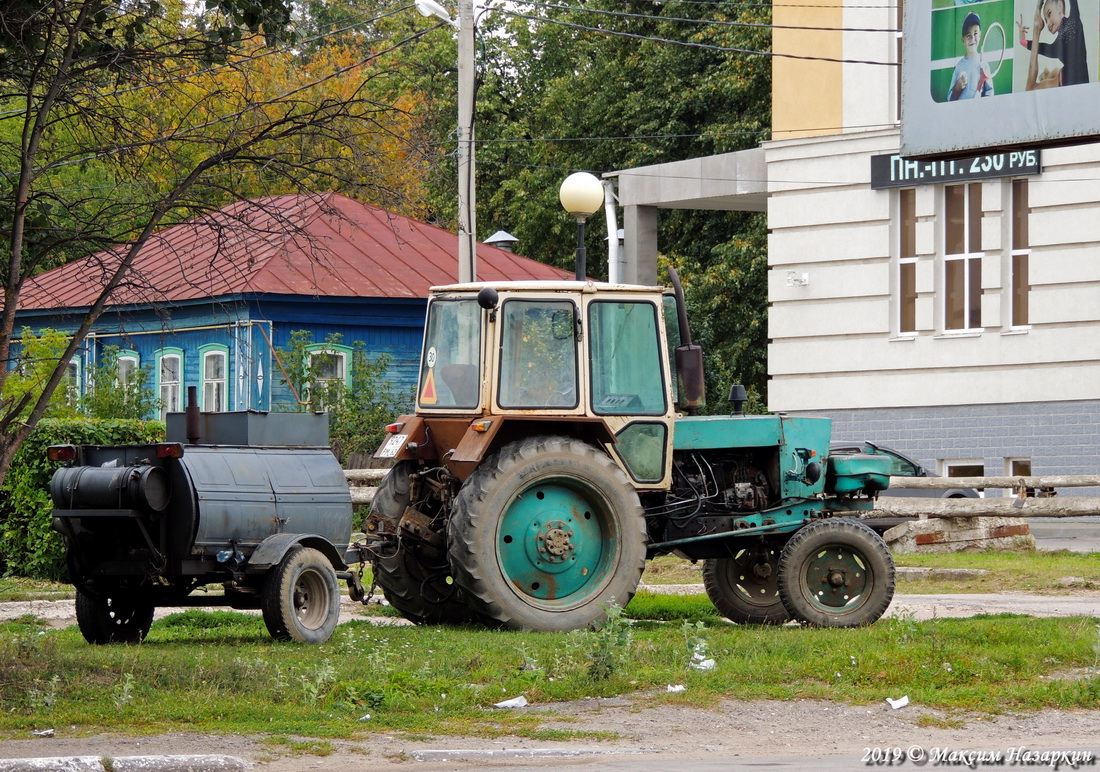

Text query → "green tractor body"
[368,280,894,631]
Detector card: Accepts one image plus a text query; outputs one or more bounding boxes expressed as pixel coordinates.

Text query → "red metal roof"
[18,193,569,310]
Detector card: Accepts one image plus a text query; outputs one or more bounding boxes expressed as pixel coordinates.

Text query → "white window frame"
[200,345,228,412]
[1009,179,1030,330]
[943,183,984,333]
[943,459,985,497]
[116,351,139,387]
[156,349,183,419]
[898,187,918,337]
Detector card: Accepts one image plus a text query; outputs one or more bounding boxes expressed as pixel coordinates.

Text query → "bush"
[0,418,164,580]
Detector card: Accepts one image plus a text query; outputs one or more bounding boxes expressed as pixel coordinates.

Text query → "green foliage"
[79,346,161,420]
[1,610,1099,739]
[276,331,407,462]
[0,329,80,422]
[585,602,634,681]
[0,418,164,579]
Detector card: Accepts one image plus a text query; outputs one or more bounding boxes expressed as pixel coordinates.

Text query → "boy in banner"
[949,12,995,99]
[1018,0,1089,87]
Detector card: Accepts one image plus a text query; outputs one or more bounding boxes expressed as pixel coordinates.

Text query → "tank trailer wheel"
[369,461,481,625]
[447,436,647,632]
[703,542,791,625]
[777,518,895,628]
[75,589,154,644]
[262,546,341,643]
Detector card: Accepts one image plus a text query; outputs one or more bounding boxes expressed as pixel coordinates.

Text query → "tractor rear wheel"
[777,518,895,627]
[703,541,790,625]
[447,436,647,632]
[370,461,480,625]
[75,588,154,644]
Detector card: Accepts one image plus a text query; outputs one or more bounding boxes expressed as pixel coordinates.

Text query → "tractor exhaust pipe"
[667,267,705,415]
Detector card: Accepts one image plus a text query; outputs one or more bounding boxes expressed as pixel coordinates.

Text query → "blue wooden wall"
[13,293,426,418]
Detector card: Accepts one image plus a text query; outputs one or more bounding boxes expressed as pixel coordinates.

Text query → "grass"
[1,594,1098,742]
[893,549,1100,594]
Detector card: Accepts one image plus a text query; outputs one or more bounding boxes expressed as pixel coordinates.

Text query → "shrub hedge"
[0,419,164,580]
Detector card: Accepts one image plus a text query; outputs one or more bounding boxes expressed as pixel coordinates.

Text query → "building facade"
[16,193,568,419]
[615,0,1100,486]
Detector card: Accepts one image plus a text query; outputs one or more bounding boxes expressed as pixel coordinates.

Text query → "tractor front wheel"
[703,541,790,625]
[777,518,895,627]
[448,436,647,632]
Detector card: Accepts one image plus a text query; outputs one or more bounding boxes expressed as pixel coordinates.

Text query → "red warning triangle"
[421,368,438,404]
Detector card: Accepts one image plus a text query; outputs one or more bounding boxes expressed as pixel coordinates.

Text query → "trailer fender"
[247,533,348,572]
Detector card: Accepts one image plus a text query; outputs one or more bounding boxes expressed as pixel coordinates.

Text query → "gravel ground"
[2,591,1099,770]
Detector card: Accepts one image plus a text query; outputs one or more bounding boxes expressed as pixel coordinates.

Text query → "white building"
[613,0,1100,484]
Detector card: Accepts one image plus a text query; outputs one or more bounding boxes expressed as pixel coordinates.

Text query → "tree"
[276,330,407,463]
[395,1,773,404]
[0,0,426,487]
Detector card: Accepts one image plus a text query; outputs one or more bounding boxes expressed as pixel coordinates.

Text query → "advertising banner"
[902,0,1100,156]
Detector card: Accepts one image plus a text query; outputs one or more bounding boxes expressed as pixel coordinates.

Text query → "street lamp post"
[415,0,477,283]
[559,172,605,281]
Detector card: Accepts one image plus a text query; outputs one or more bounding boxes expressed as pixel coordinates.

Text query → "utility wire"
[498,8,898,65]
[518,0,899,33]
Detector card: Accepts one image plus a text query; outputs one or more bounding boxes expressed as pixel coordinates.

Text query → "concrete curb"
[0,755,251,772]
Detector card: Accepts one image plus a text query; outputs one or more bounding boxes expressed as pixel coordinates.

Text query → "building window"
[1006,458,1033,498]
[1011,179,1030,328]
[307,346,350,409]
[156,348,183,419]
[944,183,982,331]
[899,188,917,334]
[945,460,984,496]
[64,359,81,405]
[116,351,139,386]
[200,345,227,412]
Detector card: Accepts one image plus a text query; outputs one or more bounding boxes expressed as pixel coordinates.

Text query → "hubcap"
[294,571,327,628]
[498,479,613,605]
[800,546,870,612]
[728,547,780,607]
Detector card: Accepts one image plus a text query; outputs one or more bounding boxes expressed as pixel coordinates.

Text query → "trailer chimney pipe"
[186,386,201,445]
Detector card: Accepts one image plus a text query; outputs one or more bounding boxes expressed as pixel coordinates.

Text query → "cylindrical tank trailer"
[49,407,363,645]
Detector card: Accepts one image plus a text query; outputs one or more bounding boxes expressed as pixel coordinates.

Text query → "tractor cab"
[381,281,682,488]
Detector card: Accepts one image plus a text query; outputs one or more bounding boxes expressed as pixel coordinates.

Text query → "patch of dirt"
[2,698,1099,770]
[2,594,1099,769]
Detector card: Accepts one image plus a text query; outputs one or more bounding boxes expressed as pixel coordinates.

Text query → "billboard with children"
[902,0,1100,156]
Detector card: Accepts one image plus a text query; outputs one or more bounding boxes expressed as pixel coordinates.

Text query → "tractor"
[365,271,896,631]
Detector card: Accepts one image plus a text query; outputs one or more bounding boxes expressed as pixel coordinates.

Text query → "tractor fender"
[451,415,617,465]
[247,533,348,572]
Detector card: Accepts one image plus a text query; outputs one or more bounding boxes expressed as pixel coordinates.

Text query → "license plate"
[378,433,408,458]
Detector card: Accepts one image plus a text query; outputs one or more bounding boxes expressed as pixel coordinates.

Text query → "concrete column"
[623,204,659,285]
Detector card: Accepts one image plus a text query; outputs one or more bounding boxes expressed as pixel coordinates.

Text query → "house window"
[1011,179,1030,328]
[156,349,183,419]
[117,351,139,386]
[944,183,982,331]
[899,188,917,334]
[306,345,351,409]
[200,345,227,412]
[64,359,80,405]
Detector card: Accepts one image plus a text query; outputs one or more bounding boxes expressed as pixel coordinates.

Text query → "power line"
[518,0,899,34]
[498,8,898,66]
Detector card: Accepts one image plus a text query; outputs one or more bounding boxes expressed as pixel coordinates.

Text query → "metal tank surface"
[49,406,365,645]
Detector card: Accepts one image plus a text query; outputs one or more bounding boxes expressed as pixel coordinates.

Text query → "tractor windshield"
[498,299,579,409]
[418,298,482,409]
[589,300,667,415]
